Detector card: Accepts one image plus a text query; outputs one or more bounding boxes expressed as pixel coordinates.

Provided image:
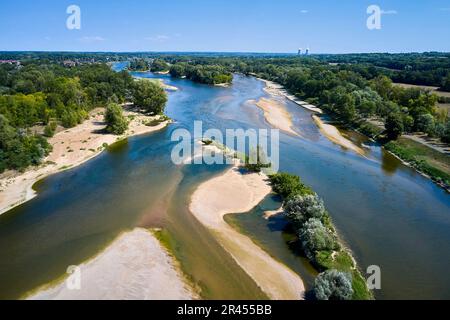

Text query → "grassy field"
[385,137,450,186]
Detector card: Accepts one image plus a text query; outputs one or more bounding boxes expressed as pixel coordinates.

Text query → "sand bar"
[312,115,366,156]
[189,167,305,300]
[252,98,300,137]
[28,228,196,300]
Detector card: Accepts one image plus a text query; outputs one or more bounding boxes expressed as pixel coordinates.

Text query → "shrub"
[416,113,435,135]
[299,218,340,259]
[105,103,128,135]
[284,194,327,225]
[43,121,57,137]
[269,172,312,199]
[385,113,404,140]
[314,269,353,300]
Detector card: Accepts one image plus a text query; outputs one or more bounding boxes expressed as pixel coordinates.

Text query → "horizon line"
[1,50,449,55]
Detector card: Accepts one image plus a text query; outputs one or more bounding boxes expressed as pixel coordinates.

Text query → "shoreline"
[27,228,197,300]
[312,115,366,156]
[256,77,323,114]
[189,166,305,300]
[0,108,170,216]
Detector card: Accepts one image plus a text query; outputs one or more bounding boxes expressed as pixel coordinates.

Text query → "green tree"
[132,80,167,115]
[284,194,327,225]
[416,113,435,136]
[151,59,169,72]
[105,103,128,135]
[44,121,57,137]
[299,218,340,259]
[269,173,312,199]
[169,64,187,78]
[385,113,404,140]
[442,120,450,143]
[314,269,354,300]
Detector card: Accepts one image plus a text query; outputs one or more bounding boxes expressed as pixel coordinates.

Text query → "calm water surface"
[0,68,448,299]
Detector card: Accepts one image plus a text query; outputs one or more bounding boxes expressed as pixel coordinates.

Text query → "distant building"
[0,60,20,66]
[305,47,310,55]
[62,60,76,67]
[297,48,302,55]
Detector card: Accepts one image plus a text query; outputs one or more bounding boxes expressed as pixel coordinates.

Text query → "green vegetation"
[314,269,353,300]
[268,172,313,198]
[105,103,128,135]
[132,79,168,115]
[149,53,449,144]
[150,59,169,72]
[0,114,52,172]
[269,172,373,300]
[169,63,233,85]
[0,62,133,172]
[0,56,169,173]
[385,138,450,188]
[43,121,57,137]
[128,59,149,71]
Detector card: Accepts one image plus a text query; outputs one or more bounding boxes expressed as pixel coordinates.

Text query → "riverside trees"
[268,172,373,300]
[132,80,167,115]
[105,103,128,135]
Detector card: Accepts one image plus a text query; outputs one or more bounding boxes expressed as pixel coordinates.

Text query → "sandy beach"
[27,228,196,300]
[251,98,300,137]
[190,167,305,300]
[0,108,170,215]
[312,115,366,156]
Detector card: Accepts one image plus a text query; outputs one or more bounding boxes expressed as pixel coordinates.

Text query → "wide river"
[0,65,449,299]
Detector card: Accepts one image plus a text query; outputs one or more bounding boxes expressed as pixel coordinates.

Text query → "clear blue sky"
[1,0,449,53]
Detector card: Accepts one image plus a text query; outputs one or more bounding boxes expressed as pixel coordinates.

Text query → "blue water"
[0,67,448,299]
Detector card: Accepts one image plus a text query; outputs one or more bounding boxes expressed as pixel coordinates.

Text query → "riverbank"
[27,228,197,300]
[189,166,305,300]
[312,115,366,156]
[257,78,323,114]
[385,138,450,192]
[0,108,170,215]
[251,98,300,137]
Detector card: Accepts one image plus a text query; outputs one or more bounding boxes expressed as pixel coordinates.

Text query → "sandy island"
[312,115,366,156]
[27,228,196,300]
[189,167,305,300]
[251,98,300,137]
[0,107,170,215]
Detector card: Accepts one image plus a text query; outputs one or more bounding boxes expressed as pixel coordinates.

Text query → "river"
[0,65,449,299]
